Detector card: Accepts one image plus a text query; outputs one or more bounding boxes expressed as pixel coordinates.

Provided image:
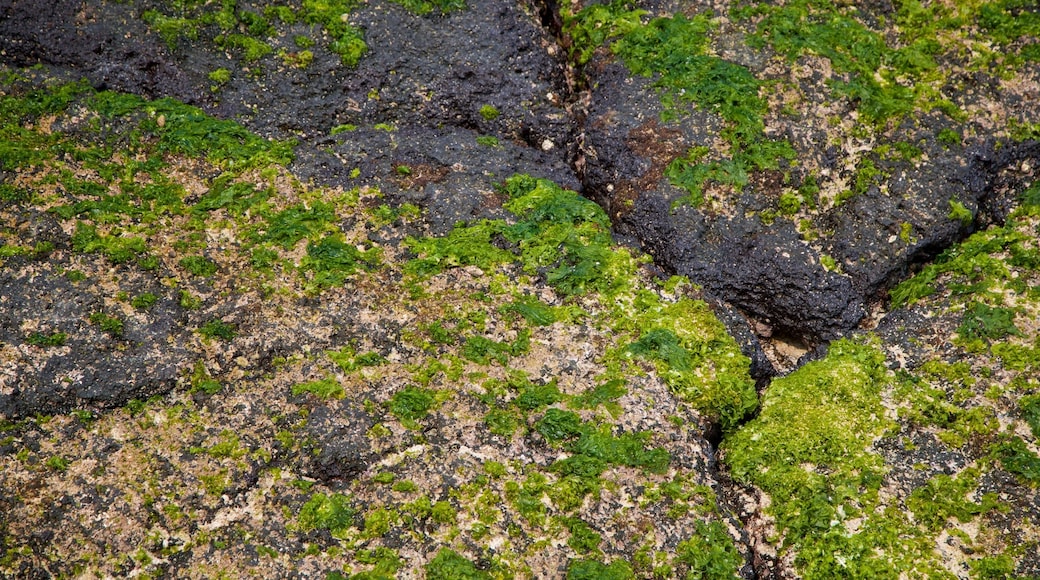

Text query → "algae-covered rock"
[2,0,1040,577]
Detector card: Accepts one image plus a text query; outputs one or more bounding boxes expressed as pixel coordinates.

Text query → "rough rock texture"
[2,0,1040,577]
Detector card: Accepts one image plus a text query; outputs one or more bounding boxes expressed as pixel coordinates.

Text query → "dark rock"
[303,404,377,485]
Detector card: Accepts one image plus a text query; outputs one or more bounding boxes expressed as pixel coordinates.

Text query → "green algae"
[424,548,491,580]
[292,377,346,400]
[723,337,948,577]
[299,492,356,539]
[564,4,795,205]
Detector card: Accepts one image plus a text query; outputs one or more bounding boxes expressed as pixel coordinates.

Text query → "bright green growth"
[328,347,387,372]
[996,436,1040,484]
[1020,395,1040,438]
[298,492,355,539]
[478,104,500,121]
[673,520,742,578]
[301,234,382,292]
[737,0,953,125]
[407,175,623,295]
[301,0,368,66]
[475,135,500,148]
[179,255,219,277]
[571,378,626,413]
[563,517,603,555]
[388,386,436,428]
[190,361,222,395]
[390,0,466,15]
[291,377,345,400]
[890,222,1030,307]
[90,91,295,168]
[208,68,231,86]
[570,426,670,474]
[200,430,245,459]
[198,319,237,341]
[219,34,272,61]
[425,548,490,580]
[970,554,1017,580]
[330,123,358,135]
[625,298,757,431]
[722,337,947,577]
[938,127,962,146]
[142,10,199,50]
[502,295,556,326]
[905,470,1001,531]
[89,312,124,337]
[566,558,634,580]
[130,293,158,311]
[193,178,270,215]
[261,202,335,249]
[949,199,974,226]
[179,290,202,310]
[461,330,530,365]
[25,331,67,347]
[45,455,70,472]
[535,408,584,442]
[565,6,795,205]
[957,302,1022,343]
[71,223,148,264]
[362,507,399,539]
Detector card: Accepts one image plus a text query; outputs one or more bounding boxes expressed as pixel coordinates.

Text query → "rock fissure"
[2,0,1040,577]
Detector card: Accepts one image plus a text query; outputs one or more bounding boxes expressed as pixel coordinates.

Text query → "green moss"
[957,301,1022,343]
[475,135,500,148]
[362,507,398,539]
[1020,394,1040,438]
[461,331,529,365]
[301,0,368,66]
[563,517,602,555]
[89,312,124,337]
[131,292,159,310]
[425,548,490,580]
[71,223,148,264]
[91,91,295,168]
[328,347,387,372]
[406,175,624,295]
[388,386,436,427]
[674,520,742,579]
[261,202,335,249]
[565,558,633,580]
[890,222,1029,308]
[995,436,1040,484]
[25,331,67,347]
[194,179,270,215]
[905,470,1002,531]
[571,378,626,416]
[142,10,199,50]
[390,0,466,15]
[501,295,556,326]
[623,297,757,431]
[298,493,355,539]
[478,104,500,121]
[301,234,382,292]
[564,7,795,204]
[179,255,219,277]
[292,377,345,400]
[970,553,1016,580]
[723,337,948,577]
[535,408,583,442]
[208,68,231,85]
[189,361,222,395]
[198,319,237,342]
[45,455,70,472]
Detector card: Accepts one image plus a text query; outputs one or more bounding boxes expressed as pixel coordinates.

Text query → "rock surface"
[1,0,1039,578]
